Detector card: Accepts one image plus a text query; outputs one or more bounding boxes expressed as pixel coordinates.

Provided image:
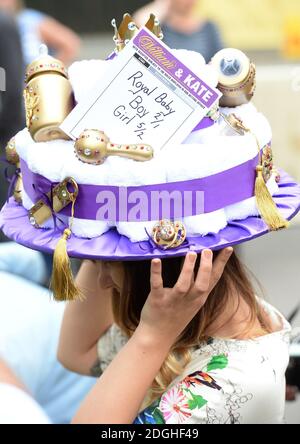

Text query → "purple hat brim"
[1,170,300,261]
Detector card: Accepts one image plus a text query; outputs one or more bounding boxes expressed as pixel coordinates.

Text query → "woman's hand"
[137,249,233,348]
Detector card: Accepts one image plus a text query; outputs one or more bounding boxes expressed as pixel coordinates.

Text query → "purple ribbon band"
[21,151,260,222]
[192,117,214,132]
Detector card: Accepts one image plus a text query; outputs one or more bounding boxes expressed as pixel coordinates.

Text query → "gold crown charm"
[111,13,163,52]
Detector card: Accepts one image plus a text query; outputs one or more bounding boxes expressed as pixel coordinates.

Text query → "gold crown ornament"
[75,129,154,165]
[111,13,163,52]
[5,137,23,204]
[211,48,256,108]
[24,45,74,142]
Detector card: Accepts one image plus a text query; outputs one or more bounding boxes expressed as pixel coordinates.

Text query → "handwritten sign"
[61,27,221,151]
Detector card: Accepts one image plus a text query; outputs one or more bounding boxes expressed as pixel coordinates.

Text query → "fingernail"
[203,249,212,259]
[226,247,233,255]
[188,252,197,262]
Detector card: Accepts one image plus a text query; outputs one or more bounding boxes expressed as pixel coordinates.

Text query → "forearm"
[0,361,51,424]
[0,360,26,392]
[133,0,170,27]
[58,260,114,374]
[72,326,172,424]
[40,19,81,65]
[55,47,79,66]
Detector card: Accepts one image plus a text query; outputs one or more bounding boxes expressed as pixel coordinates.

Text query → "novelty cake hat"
[1,13,300,301]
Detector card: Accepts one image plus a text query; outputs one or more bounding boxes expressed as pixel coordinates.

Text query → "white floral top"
[97,300,291,425]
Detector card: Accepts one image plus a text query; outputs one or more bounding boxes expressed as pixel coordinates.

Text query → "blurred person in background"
[0,11,23,148]
[0,12,24,238]
[0,242,95,423]
[0,0,81,66]
[0,0,80,238]
[133,0,224,62]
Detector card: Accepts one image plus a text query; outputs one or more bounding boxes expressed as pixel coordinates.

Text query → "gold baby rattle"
[75,129,154,165]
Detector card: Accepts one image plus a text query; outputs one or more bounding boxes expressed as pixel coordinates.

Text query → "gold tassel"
[255,165,289,231]
[225,115,289,231]
[50,192,83,301]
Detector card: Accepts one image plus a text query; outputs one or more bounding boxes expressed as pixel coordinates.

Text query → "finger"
[150,259,163,293]
[174,252,197,295]
[193,249,213,294]
[209,248,233,291]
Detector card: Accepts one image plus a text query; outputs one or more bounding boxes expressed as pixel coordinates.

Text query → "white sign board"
[61,27,221,151]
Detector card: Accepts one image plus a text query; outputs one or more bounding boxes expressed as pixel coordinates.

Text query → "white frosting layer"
[16,103,271,186]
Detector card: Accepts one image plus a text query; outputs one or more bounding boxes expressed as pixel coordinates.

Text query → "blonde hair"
[111,251,271,405]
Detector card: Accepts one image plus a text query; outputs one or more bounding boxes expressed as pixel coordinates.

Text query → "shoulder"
[201,20,223,45]
[258,298,291,334]
[202,20,220,33]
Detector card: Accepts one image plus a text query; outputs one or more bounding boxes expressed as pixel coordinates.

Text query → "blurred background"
[0,0,300,424]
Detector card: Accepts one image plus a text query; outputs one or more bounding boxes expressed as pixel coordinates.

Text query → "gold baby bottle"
[210,48,256,108]
[24,44,74,142]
